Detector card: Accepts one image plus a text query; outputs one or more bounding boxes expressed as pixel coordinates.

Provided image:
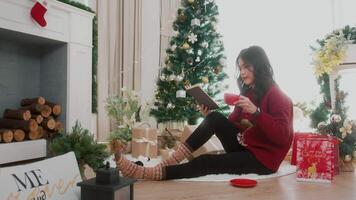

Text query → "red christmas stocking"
[31,0,47,27]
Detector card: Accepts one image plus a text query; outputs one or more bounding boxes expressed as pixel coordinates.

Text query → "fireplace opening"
[0,27,67,130]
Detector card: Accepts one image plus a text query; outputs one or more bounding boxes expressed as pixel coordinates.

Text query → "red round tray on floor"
[230,178,257,188]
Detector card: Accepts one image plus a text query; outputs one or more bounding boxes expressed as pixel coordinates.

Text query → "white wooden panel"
[0,139,46,165]
[67,43,92,131]
[0,0,69,42]
[342,44,356,64]
[330,44,356,109]
[70,12,93,46]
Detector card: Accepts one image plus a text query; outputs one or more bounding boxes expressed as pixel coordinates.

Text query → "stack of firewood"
[0,97,62,143]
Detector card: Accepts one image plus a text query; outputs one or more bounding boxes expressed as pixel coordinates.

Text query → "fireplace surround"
[0,0,94,164]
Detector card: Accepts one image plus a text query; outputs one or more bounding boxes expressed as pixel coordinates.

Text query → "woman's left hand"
[234,95,258,114]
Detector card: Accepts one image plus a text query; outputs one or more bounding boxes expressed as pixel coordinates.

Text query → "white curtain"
[159,0,180,67]
[97,0,142,142]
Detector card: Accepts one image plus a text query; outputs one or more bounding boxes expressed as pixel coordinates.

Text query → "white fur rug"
[109,154,296,182]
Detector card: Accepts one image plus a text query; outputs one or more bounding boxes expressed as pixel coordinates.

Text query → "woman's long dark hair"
[236,45,275,105]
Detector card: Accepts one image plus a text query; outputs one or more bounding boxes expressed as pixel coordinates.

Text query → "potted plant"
[49,121,110,179]
[105,88,141,154]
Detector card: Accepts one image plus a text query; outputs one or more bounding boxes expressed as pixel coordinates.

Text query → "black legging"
[165,112,273,180]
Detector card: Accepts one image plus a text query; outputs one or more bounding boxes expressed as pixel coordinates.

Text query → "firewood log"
[21,104,52,118]
[45,101,61,116]
[13,129,25,142]
[54,120,63,132]
[28,128,41,140]
[0,118,38,132]
[37,126,44,139]
[21,104,44,113]
[31,114,44,124]
[21,97,45,106]
[41,105,52,118]
[3,109,31,121]
[0,129,14,143]
[41,117,56,130]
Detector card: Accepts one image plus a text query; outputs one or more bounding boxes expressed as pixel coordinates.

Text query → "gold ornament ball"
[178,14,187,22]
[187,0,194,4]
[182,42,190,50]
[202,77,209,84]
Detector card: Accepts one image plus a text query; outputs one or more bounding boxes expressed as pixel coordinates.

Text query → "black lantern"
[77,162,136,200]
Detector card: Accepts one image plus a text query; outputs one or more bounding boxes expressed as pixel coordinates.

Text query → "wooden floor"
[134,170,356,200]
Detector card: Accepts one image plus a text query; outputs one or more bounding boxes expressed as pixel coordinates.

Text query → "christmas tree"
[150,0,228,125]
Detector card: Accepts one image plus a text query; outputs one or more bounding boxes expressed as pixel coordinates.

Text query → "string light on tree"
[167,102,175,109]
[197,50,202,56]
[169,74,176,81]
[187,49,194,54]
[175,75,184,82]
[171,44,177,51]
[201,41,209,48]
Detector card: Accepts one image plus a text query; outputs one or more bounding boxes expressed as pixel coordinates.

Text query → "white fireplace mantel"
[0,0,94,132]
[0,0,94,164]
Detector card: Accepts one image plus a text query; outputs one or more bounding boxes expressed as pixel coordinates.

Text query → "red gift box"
[296,135,338,183]
[291,133,339,175]
[291,132,314,165]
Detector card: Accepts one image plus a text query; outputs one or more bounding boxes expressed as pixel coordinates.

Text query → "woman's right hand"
[198,104,211,117]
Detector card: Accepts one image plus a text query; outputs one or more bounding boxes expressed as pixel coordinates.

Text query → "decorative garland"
[312,33,348,76]
[310,25,356,161]
[56,0,94,13]
[56,0,98,113]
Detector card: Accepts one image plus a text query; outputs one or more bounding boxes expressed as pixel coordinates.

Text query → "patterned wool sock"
[160,142,193,167]
[115,153,164,180]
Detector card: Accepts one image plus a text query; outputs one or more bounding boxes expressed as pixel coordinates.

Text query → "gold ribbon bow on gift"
[133,122,157,157]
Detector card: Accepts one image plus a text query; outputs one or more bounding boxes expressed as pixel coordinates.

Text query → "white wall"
[333,0,356,29]
[140,0,160,103]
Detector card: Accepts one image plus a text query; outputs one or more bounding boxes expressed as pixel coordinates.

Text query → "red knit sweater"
[228,84,293,172]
